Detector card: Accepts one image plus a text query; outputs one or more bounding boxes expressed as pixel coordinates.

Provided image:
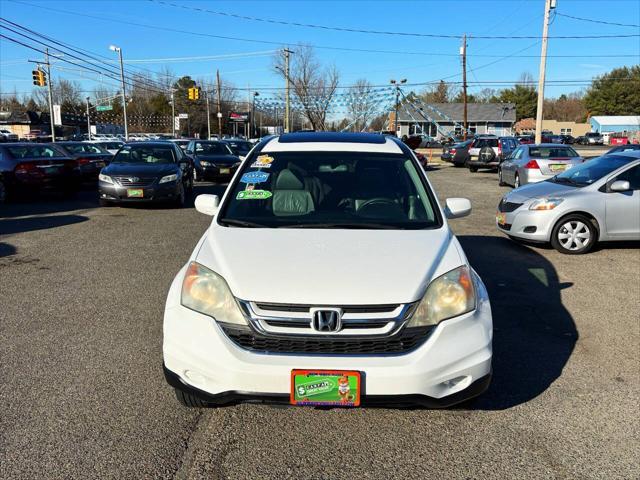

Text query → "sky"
[1,0,639,104]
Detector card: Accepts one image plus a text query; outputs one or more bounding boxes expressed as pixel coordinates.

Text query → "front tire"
[0,179,6,204]
[550,214,597,254]
[514,174,520,188]
[498,168,506,186]
[174,388,207,408]
[174,183,186,208]
[469,165,478,173]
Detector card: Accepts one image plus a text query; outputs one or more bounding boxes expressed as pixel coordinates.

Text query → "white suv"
[163,132,492,408]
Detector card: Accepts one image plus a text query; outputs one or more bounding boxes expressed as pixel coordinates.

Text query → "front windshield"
[194,142,232,155]
[112,145,176,164]
[553,155,634,186]
[227,141,252,155]
[218,151,440,229]
[63,143,107,154]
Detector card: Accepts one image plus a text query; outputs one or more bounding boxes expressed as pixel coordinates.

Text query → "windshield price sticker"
[240,171,270,184]
[236,189,273,200]
[251,155,274,168]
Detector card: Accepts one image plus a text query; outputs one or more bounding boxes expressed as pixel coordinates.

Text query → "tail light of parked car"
[14,161,40,176]
[497,142,502,157]
[76,157,92,166]
[524,160,540,169]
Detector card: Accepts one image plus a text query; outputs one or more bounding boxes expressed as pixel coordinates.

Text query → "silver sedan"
[498,144,584,188]
[496,151,640,254]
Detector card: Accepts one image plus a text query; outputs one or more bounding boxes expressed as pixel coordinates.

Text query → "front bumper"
[198,164,239,181]
[99,180,180,203]
[496,206,557,242]
[163,267,493,407]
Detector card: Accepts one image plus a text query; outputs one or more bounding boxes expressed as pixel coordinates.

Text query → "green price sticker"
[236,189,272,200]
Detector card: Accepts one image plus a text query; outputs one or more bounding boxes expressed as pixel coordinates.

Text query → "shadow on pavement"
[0,190,99,219]
[0,214,88,236]
[0,242,17,258]
[459,235,578,410]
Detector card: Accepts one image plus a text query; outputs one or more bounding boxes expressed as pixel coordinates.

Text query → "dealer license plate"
[549,163,567,172]
[219,168,230,174]
[496,212,507,225]
[126,188,144,198]
[291,370,361,407]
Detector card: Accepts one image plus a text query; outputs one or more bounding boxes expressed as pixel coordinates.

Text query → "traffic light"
[188,87,200,100]
[32,69,47,87]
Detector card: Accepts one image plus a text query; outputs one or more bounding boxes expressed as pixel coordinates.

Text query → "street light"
[390,79,407,136]
[109,45,128,141]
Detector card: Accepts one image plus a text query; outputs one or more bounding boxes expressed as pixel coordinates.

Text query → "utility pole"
[170,90,176,138]
[44,48,55,142]
[390,79,406,136]
[216,69,222,137]
[283,48,293,133]
[461,34,468,141]
[86,97,91,141]
[535,0,555,144]
[109,45,128,141]
[205,90,211,140]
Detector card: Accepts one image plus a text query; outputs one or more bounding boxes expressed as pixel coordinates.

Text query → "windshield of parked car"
[112,145,176,164]
[586,133,600,137]
[552,155,635,187]
[529,146,578,158]
[7,145,66,158]
[194,142,232,155]
[474,138,498,148]
[62,143,108,154]
[226,141,252,155]
[218,151,440,229]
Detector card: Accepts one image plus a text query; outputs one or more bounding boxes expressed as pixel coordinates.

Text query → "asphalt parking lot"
[1,165,638,479]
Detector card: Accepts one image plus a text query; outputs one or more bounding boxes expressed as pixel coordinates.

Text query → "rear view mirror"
[610,180,630,192]
[194,194,220,216]
[444,198,472,219]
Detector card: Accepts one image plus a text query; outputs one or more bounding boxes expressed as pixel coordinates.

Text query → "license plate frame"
[126,188,144,198]
[219,168,230,174]
[549,163,567,172]
[290,369,361,407]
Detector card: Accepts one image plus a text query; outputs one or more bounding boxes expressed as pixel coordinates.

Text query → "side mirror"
[194,194,220,216]
[610,180,630,192]
[444,198,472,219]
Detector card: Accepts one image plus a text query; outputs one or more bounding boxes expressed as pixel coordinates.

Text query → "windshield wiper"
[278,222,398,229]
[218,219,269,228]
[551,176,579,186]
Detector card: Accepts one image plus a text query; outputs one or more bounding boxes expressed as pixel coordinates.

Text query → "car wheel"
[551,215,597,255]
[193,168,202,182]
[187,175,194,193]
[514,174,520,188]
[174,184,186,208]
[469,165,478,173]
[498,168,506,186]
[0,179,6,204]
[174,388,207,408]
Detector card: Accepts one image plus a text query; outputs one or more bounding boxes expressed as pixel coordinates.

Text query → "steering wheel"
[356,198,403,218]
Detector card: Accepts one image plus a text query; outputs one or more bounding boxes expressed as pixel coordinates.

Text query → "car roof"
[262,132,403,154]
[525,143,575,147]
[124,141,176,147]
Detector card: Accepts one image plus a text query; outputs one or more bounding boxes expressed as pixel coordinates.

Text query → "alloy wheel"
[514,174,520,188]
[558,221,591,251]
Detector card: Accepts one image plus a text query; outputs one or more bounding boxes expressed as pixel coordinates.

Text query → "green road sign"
[96,105,113,112]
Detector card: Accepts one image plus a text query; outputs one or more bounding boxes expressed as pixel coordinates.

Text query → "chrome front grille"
[114,176,156,187]
[238,301,416,337]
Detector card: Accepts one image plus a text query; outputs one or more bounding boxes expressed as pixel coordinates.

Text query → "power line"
[556,12,640,28]
[149,0,640,39]
[7,1,640,59]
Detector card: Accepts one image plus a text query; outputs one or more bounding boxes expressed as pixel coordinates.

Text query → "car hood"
[194,225,465,305]
[505,180,578,203]
[195,154,239,163]
[103,162,178,176]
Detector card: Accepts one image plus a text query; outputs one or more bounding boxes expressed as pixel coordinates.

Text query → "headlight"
[200,161,212,166]
[181,262,247,325]
[98,173,113,184]
[529,198,564,210]
[159,173,178,184]
[407,266,475,327]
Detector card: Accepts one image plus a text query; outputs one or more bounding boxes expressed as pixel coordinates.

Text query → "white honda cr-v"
[163,132,492,408]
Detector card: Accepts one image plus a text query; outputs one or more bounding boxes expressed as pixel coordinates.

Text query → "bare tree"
[274,45,339,130]
[517,71,535,88]
[33,78,83,110]
[345,79,378,131]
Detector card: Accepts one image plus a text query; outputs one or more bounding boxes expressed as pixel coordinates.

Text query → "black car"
[606,144,640,154]
[98,142,193,207]
[0,143,80,201]
[441,139,473,165]
[54,142,113,182]
[223,139,253,158]
[186,140,241,182]
[560,134,575,144]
